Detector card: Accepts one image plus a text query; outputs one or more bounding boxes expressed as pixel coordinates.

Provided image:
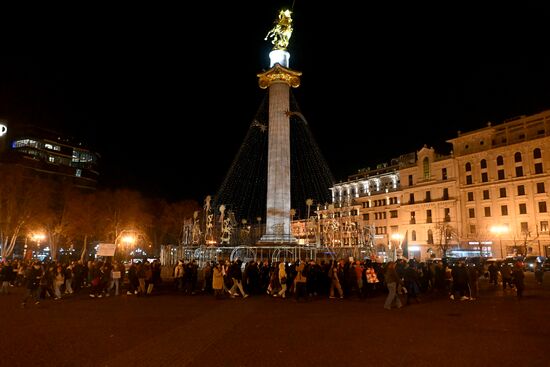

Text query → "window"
[427,230,434,244]
[411,230,417,241]
[498,169,505,180]
[469,224,476,234]
[408,175,413,186]
[363,214,369,220]
[480,159,487,169]
[426,210,432,223]
[501,205,508,216]
[539,201,547,213]
[521,222,529,233]
[497,156,504,166]
[467,192,474,201]
[499,187,507,198]
[409,193,415,204]
[534,148,542,159]
[514,152,522,162]
[423,157,430,180]
[537,182,545,193]
[519,203,527,214]
[484,207,491,217]
[442,168,448,180]
[481,172,488,182]
[468,208,475,218]
[390,210,398,218]
[425,191,431,202]
[515,166,523,177]
[483,190,490,200]
[540,221,549,233]
[517,185,525,196]
[410,211,416,224]
[535,162,543,174]
[443,188,449,200]
[466,175,473,185]
[465,162,472,172]
[444,208,451,222]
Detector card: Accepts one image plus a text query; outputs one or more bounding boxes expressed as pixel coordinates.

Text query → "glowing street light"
[121,235,136,246]
[490,225,509,258]
[116,231,138,262]
[29,233,46,259]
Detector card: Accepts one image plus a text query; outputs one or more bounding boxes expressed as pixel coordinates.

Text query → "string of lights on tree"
[212,90,334,226]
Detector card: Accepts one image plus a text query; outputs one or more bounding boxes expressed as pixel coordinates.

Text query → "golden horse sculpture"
[265,9,293,50]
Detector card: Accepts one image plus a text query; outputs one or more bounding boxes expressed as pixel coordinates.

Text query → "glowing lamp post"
[390,233,403,261]
[117,232,136,262]
[32,233,46,247]
[490,225,509,258]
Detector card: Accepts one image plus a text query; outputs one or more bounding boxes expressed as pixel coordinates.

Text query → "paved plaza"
[1,272,549,367]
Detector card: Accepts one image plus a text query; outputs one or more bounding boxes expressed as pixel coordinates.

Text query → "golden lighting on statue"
[265,9,293,51]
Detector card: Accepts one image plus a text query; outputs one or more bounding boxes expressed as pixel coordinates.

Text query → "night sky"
[1,2,549,203]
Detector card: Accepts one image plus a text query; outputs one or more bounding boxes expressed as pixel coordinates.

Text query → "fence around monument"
[160,244,375,269]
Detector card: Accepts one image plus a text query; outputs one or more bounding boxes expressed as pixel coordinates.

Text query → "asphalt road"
[1,272,548,367]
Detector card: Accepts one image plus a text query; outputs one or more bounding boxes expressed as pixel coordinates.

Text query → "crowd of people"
[0,255,534,309]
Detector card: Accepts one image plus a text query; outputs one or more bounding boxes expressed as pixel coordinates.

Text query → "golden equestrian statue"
[264,9,293,50]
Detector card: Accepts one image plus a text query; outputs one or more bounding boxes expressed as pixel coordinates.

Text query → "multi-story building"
[448,109,550,259]
[312,108,550,261]
[399,146,460,260]
[0,123,100,190]
[319,157,404,260]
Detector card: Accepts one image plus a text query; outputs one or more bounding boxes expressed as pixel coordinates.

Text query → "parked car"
[543,258,550,272]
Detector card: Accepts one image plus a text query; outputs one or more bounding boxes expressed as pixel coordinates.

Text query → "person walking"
[212,262,224,299]
[228,259,248,298]
[274,262,287,298]
[21,261,43,308]
[294,260,308,302]
[383,261,403,310]
[534,262,544,285]
[467,264,480,300]
[512,261,525,300]
[328,262,343,299]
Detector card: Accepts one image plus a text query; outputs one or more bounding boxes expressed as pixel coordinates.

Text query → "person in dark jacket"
[512,261,525,299]
[21,262,43,307]
[450,261,469,300]
[228,259,248,298]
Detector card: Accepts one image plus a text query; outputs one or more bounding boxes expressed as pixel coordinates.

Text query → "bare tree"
[64,190,103,261]
[512,226,539,256]
[0,166,49,259]
[433,222,459,258]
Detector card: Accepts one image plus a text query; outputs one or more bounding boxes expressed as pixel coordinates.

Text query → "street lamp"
[32,233,46,251]
[117,232,137,262]
[390,233,403,261]
[490,225,509,258]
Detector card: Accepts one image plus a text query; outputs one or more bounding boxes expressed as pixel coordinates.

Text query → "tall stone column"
[257,64,301,244]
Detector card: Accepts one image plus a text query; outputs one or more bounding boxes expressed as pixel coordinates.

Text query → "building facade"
[312,109,550,261]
